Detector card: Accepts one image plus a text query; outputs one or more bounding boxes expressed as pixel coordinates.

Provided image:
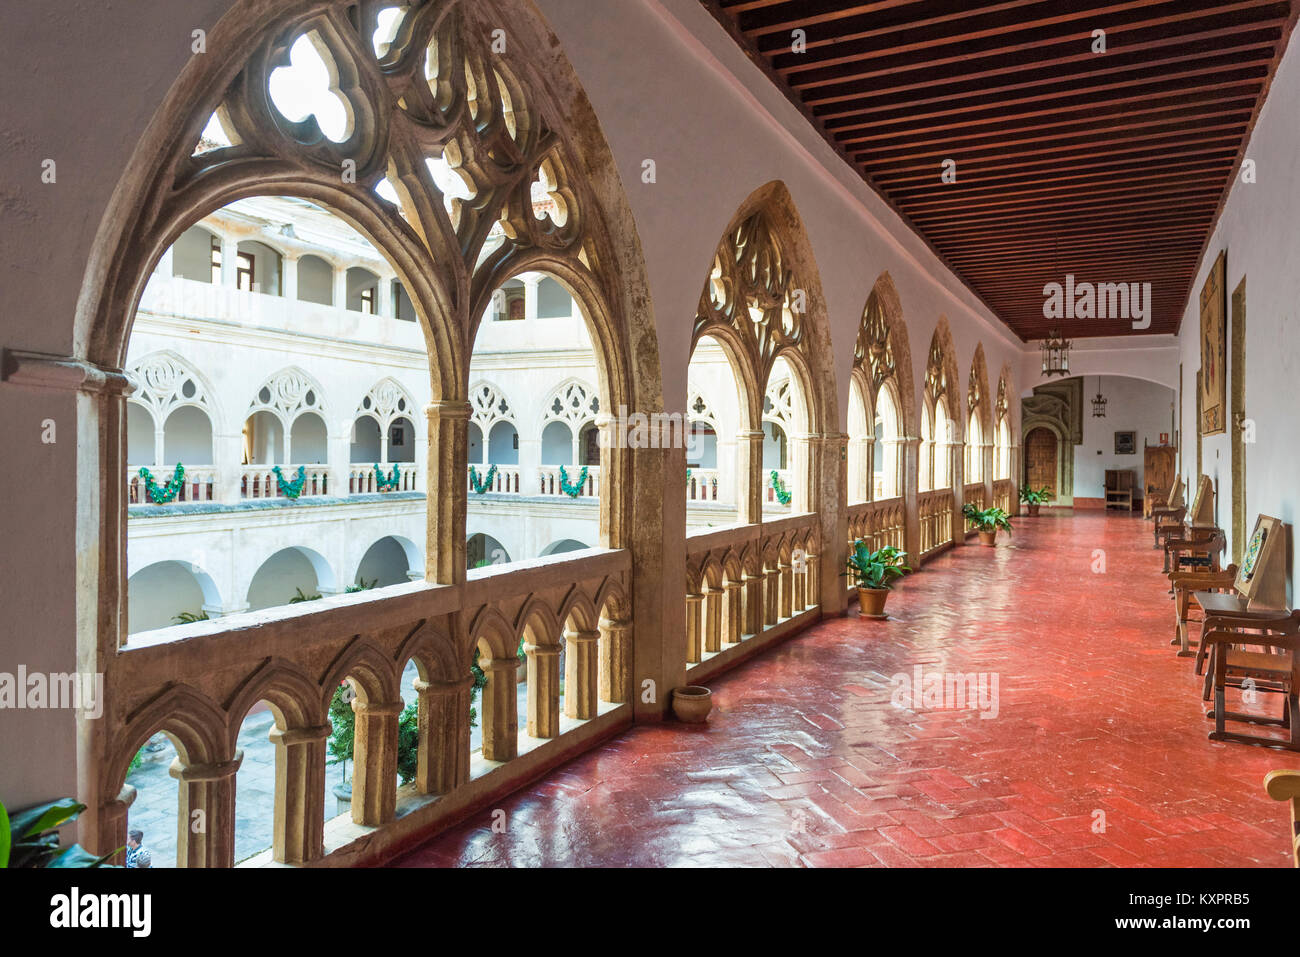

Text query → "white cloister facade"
[125,195,633,631]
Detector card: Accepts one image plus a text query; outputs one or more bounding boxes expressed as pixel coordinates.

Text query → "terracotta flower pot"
[857,586,890,619]
[1027,504,1041,517]
[672,686,713,723]
[979,530,998,547]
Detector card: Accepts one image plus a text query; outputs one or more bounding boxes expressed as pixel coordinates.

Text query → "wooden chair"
[1192,515,1297,750]
[1167,535,1233,655]
[1264,770,1300,866]
[1159,475,1215,571]
[1191,514,1289,673]
[1105,469,1134,511]
[1149,474,1184,536]
[1201,610,1299,751]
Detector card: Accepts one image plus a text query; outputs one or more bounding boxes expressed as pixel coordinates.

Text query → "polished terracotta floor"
[395,513,1298,867]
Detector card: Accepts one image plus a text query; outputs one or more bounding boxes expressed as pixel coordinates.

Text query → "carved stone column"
[721,580,744,646]
[564,627,601,719]
[902,437,921,564]
[350,698,402,825]
[702,587,722,654]
[171,752,242,867]
[778,560,793,619]
[598,615,632,704]
[524,639,562,738]
[743,569,764,636]
[98,787,137,866]
[764,563,780,626]
[736,429,765,524]
[480,656,519,760]
[684,592,704,664]
[414,675,472,795]
[425,400,471,584]
[804,547,820,608]
[268,723,330,864]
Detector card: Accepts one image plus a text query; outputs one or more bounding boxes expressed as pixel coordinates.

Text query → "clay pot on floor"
[979,530,999,547]
[857,586,890,619]
[1026,504,1041,517]
[672,686,713,723]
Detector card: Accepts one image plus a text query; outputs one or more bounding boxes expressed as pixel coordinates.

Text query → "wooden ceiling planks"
[701,0,1299,339]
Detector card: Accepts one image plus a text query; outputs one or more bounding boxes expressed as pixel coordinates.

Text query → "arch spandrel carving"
[851,274,916,437]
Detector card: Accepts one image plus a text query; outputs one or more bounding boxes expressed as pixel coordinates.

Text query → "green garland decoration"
[769,470,792,506]
[468,464,498,495]
[374,462,401,492]
[559,464,588,498]
[273,465,307,500]
[139,464,185,504]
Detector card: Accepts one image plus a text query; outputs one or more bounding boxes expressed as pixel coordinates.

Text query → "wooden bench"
[1264,769,1300,867]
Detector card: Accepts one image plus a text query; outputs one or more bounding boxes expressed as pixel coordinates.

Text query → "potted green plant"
[1019,485,1053,517]
[845,541,911,619]
[963,504,1013,546]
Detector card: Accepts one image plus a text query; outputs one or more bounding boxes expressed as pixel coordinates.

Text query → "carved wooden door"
[1024,427,1057,495]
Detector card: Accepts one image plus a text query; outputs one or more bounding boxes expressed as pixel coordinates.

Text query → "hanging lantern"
[1040,329,1071,377]
[1091,376,1108,418]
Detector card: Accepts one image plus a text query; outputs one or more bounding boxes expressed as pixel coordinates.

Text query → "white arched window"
[966,410,983,484]
[126,352,217,467]
[875,382,901,499]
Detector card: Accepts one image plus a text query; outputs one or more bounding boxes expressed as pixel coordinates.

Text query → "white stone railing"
[686,468,721,502]
[764,468,793,509]
[126,465,218,505]
[349,463,419,494]
[466,463,523,495]
[241,464,332,499]
[538,464,600,498]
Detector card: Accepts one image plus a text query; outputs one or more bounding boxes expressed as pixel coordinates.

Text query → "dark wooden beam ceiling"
[701,0,1298,340]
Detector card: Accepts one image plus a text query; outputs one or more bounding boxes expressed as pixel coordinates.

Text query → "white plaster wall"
[1073,376,1176,500]
[1175,29,1300,600]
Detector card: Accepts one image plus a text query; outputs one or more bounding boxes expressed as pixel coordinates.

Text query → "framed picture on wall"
[1200,249,1227,435]
[1115,431,1136,455]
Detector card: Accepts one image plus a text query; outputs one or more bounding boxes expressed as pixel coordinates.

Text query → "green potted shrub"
[1019,485,1053,517]
[963,504,1013,546]
[845,540,911,619]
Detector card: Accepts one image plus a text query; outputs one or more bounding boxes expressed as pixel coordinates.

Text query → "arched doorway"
[1024,427,1058,501]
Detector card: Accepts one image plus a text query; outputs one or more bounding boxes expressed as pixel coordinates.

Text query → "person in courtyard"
[125,829,153,868]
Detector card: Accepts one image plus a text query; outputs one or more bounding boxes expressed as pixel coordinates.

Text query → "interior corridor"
[396,513,1296,868]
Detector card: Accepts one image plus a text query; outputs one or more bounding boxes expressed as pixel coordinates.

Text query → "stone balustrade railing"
[847,496,905,555]
[465,464,522,495]
[349,463,420,494]
[538,464,600,498]
[683,513,820,674]
[241,464,331,499]
[919,489,955,558]
[107,547,633,868]
[126,464,218,504]
[687,468,721,502]
[764,468,793,509]
[963,482,986,538]
[994,478,1014,515]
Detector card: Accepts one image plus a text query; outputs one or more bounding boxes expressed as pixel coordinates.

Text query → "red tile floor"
[395,513,1299,867]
